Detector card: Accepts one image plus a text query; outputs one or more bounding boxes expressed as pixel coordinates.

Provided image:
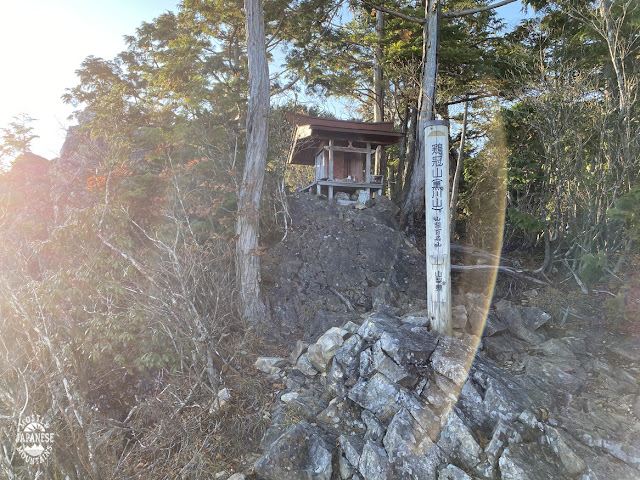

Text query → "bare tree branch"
[363,2,425,25]
[442,0,518,18]
[365,0,519,22]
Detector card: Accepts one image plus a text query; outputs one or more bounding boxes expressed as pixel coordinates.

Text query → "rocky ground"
[249,193,640,479]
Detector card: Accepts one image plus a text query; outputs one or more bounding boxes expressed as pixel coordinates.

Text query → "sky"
[0,0,179,161]
[0,0,530,162]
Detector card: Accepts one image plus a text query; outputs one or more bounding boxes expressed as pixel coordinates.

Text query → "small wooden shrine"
[287,113,404,200]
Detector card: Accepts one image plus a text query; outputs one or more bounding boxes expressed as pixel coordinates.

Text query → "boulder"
[378,326,438,368]
[280,392,299,404]
[430,336,475,386]
[307,327,345,372]
[255,357,286,375]
[437,413,482,472]
[289,340,309,365]
[296,353,319,377]
[338,434,365,468]
[438,464,473,480]
[348,373,404,424]
[452,305,468,330]
[499,442,567,480]
[254,421,335,480]
[383,408,444,479]
[358,441,392,480]
[372,341,416,386]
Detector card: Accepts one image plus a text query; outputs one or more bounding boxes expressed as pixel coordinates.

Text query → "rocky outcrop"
[254,298,640,479]
[261,193,426,341]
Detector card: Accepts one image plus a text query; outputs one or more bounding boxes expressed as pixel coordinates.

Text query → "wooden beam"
[328,139,334,181]
[328,185,334,199]
[323,145,373,154]
[365,142,371,183]
[317,180,383,188]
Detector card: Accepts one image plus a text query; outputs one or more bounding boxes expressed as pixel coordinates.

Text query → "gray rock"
[465,292,489,334]
[499,442,568,480]
[532,338,577,359]
[401,394,442,442]
[285,370,306,391]
[334,334,365,367]
[358,441,392,480]
[521,355,587,405]
[435,373,463,405]
[483,312,508,337]
[357,313,404,342]
[307,327,345,372]
[335,191,351,201]
[438,464,473,480]
[338,434,365,468]
[283,387,331,421]
[348,373,404,424]
[254,421,335,480]
[378,326,438,368]
[335,452,355,480]
[316,398,365,436]
[316,399,344,430]
[452,305,468,330]
[296,353,319,377]
[456,355,533,432]
[280,392,299,404]
[372,341,415,386]
[357,189,370,204]
[494,303,551,343]
[606,339,640,362]
[227,474,245,480]
[495,305,546,345]
[289,340,309,365]
[545,425,587,476]
[400,312,430,327]
[359,348,374,378]
[430,336,476,386]
[483,419,512,476]
[383,408,444,478]
[421,378,454,412]
[437,412,482,471]
[522,306,551,330]
[342,320,361,336]
[259,406,292,450]
[383,408,426,460]
[482,334,526,363]
[362,409,385,443]
[255,357,286,375]
[326,357,346,396]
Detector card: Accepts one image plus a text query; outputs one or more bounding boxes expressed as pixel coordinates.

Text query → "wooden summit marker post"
[425,120,452,336]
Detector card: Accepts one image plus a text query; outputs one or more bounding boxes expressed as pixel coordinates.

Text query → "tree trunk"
[450,100,468,237]
[374,10,385,175]
[402,104,419,203]
[401,0,440,234]
[393,98,411,200]
[237,0,269,324]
